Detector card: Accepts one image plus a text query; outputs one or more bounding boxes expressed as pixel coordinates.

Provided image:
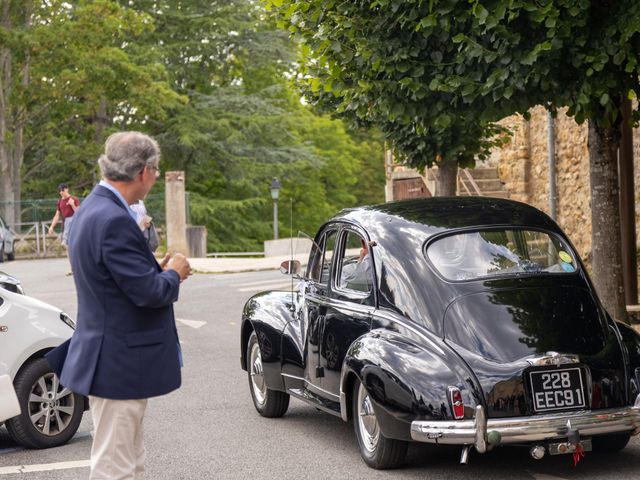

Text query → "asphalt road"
[1,258,639,479]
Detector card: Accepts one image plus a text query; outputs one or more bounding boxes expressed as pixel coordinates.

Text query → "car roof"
[325,197,573,333]
[332,197,559,238]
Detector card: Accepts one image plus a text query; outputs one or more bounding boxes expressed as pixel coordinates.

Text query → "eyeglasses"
[148,165,160,179]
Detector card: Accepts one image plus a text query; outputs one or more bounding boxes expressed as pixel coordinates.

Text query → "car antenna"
[289,197,295,309]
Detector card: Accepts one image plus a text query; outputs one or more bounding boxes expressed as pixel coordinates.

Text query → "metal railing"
[206,252,264,258]
[458,168,483,196]
[9,221,67,258]
[426,167,483,196]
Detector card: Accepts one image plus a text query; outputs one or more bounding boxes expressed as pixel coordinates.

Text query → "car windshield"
[426,229,578,281]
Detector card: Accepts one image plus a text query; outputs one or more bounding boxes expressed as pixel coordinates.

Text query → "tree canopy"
[1,0,385,251]
[271,0,640,321]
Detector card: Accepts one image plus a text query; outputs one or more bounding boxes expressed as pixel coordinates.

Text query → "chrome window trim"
[305,292,376,317]
[332,226,376,300]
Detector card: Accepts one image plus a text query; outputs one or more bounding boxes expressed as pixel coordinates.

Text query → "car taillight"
[448,386,465,419]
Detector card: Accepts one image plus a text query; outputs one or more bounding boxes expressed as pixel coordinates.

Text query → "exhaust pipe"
[530,445,546,460]
[460,446,471,465]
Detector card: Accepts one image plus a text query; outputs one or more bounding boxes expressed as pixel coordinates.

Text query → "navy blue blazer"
[46,185,182,400]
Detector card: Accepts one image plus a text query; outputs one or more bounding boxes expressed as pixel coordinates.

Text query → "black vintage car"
[240,197,640,469]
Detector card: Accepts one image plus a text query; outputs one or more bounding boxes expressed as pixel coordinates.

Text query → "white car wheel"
[6,358,84,449]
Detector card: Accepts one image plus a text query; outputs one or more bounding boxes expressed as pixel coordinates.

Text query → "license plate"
[529,367,586,412]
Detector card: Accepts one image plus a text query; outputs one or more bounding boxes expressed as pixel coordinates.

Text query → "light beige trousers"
[89,396,148,480]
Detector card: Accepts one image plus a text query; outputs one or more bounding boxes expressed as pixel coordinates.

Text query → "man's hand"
[67,198,75,206]
[48,226,54,236]
[167,253,191,282]
[159,252,171,270]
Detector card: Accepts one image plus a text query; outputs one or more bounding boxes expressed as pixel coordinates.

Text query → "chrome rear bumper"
[411,395,640,453]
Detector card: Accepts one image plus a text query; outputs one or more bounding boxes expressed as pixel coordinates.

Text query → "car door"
[320,227,375,397]
[300,227,338,393]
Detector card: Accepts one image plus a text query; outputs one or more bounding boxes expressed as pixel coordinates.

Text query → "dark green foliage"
[158,85,377,251]
[269,0,513,169]
[269,0,640,320]
[270,0,640,166]
[13,0,385,250]
[131,0,384,251]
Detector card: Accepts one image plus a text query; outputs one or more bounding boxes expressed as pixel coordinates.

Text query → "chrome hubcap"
[357,382,379,453]
[249,341,266,405]
[29,373,75,436]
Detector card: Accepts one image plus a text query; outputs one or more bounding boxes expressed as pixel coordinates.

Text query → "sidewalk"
[188,253,308,274]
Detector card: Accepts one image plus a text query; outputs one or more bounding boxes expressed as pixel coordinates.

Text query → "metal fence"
[2,193,169,259]
[0,193,167,225]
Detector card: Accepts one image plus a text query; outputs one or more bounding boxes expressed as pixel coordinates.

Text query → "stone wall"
[489,106,640,260]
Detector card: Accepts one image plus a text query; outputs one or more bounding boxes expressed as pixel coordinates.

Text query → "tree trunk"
[0,0,15,224]
[0,0,31,226]
[436,158,457,196]
[588,119,628,323]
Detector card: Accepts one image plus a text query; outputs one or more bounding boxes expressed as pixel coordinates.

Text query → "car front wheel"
[6,357,84,449]
[352,378,408,469]
[7,241,15,261]
[247,331,289,417]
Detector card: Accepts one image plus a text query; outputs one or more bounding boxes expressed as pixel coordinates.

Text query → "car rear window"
[426,229,578,281]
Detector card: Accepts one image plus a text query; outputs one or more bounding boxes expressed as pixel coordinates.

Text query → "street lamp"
[269,177,280,240]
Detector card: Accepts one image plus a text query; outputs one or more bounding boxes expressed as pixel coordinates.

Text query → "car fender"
[340,328,480,442]
[0,289,73,380]
[241,290,297,391]
[4,339,63,380]
[615,320,640,400]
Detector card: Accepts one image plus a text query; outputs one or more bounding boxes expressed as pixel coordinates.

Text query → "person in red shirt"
[48,183,80,274]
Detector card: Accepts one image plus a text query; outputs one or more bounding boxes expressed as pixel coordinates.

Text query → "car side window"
[320,231,337,285]
[337,231,373,293]
[308,230,337,284]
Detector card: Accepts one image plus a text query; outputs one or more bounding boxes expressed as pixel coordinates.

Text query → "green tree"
[9,0,385,252]
[1,0,182,223]
[125,0,384,251]
[272,0,510,195]
[271,0,640,322]
[159,84,376,251]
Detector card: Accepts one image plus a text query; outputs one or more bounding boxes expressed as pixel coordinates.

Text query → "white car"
[0,286,85,448]
[0,271,24,294]
[0,374,20,423]
[0,214,15,262]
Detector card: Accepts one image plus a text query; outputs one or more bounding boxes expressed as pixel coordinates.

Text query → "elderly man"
[46,132,191,479]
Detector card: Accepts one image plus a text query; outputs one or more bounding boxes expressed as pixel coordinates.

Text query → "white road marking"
[0,459,91,475]
[176,318,207,329]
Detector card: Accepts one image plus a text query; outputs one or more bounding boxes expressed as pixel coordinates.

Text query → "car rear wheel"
[6,357,84,449]
[7,241,15,261]
[352,378,408,469]
[247,331,289,417]
[592,432,631,452]
[0,243,4,263]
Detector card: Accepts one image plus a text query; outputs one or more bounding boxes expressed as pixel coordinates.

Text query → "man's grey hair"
[98,131,160,182]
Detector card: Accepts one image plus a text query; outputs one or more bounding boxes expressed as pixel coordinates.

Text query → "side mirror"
[280,260,301,275]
